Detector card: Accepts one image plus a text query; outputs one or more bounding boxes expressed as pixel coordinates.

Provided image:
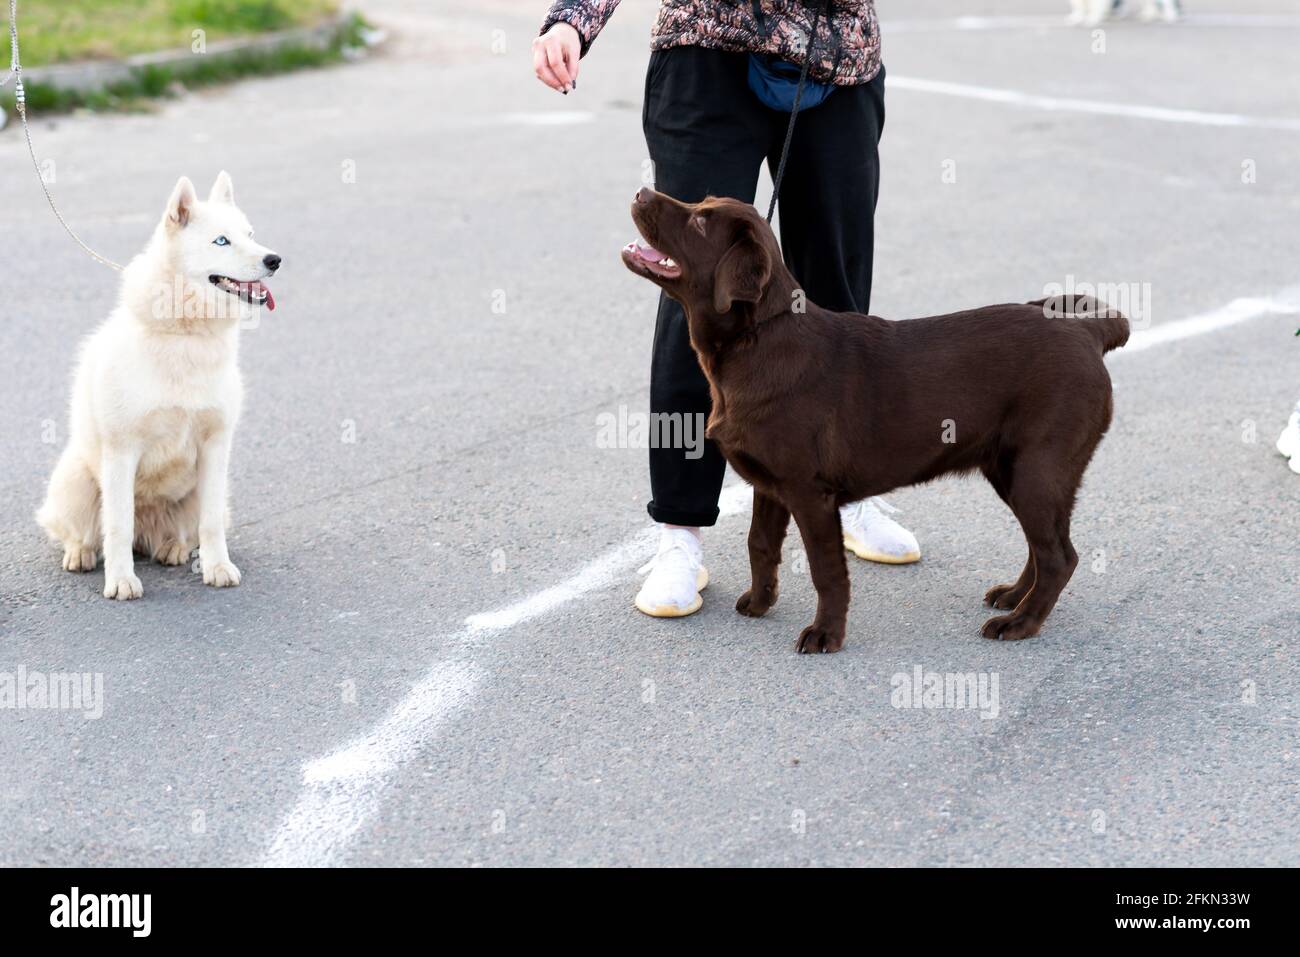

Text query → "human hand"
[532,22,581,93]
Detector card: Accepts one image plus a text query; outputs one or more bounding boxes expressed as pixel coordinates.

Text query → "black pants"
[642,46,886,526]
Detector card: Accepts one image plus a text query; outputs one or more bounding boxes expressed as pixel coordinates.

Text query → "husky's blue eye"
[213,236,230,246]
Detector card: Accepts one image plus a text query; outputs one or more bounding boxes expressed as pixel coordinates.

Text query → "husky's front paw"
[103,573,143,601]
[203,560,241,588]
[155,540,191,566]
[62,545,97,572]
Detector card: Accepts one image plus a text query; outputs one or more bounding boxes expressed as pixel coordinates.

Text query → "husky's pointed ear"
[209,170,234,205]
[712,224,771,314]
[165,176,199,229]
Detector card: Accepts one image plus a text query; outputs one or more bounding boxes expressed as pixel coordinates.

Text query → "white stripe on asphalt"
[465,483,753,633]
[494,111,596,126]
[260,482,755,867]
[464,531,656,634]
[262,659,480,868]
[260,293,1294,867]
[886,76,1300,132]
[1120,295,1300,355]
[884,14,1300,33]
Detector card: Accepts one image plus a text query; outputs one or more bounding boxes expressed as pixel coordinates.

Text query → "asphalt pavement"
[0,0,1296,866]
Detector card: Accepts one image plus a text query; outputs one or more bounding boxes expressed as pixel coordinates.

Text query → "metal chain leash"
[4,0,124,271]
[3,0,17,88]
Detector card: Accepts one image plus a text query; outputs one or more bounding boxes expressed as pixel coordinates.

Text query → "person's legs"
[644,47,768,529]
[767,67,921,564]
[637,47,768,616]
[768,67,884,315]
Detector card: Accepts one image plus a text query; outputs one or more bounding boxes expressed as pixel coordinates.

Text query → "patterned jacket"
[539,1,881,86]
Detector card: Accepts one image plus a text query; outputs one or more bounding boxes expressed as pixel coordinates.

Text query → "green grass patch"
[3,0,340,67]
[2,12,368,115]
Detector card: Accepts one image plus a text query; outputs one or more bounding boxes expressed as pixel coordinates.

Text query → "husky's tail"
[1030,294,1130,354]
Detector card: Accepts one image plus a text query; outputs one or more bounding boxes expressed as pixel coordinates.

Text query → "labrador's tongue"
[635,240,667,263]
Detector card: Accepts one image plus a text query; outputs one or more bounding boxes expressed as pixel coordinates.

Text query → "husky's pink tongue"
[242,280,275,311]
[635,240,667,263]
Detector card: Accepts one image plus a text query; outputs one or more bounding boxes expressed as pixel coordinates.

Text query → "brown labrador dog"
[622,188,1128,653]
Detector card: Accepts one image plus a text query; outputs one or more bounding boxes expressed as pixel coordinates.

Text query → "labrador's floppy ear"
[164,176,199,229]
[209,170,235,205]
[712,225,772,314]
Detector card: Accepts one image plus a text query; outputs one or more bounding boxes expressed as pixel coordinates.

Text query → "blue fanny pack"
[747,53,836,113]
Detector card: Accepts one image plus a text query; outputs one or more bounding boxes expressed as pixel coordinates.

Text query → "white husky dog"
[37,171,280,600]
[1068,0,1181,25]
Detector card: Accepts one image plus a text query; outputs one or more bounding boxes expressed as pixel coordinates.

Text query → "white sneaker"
[635,527,709,618]
[1277,406,1300,474]
[840,498,921,564]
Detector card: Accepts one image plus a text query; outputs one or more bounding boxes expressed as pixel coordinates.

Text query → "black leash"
[766,0,827,224]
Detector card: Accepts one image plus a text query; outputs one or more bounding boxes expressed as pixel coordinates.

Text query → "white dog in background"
[1068,0,1182,25]
[37,171,280,600]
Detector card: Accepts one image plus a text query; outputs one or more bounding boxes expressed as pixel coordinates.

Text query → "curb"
[18,14,354,93]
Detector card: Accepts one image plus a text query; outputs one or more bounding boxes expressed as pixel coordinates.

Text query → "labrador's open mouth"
[209,275,275,310]
[621,239,681,279]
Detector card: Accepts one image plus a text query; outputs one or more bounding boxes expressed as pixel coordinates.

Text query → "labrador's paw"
[795,623,845,654]
[983,582,1028,610]
[735,584,777,617]
[203,560,241,588]
[980,612,1041,641]
[103,573,143,601]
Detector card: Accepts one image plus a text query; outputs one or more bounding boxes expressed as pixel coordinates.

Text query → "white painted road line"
[887,76,1300,132]
[262,659,480,867]
[464,531,657,634]
[1120,294,1300,355]
[259,293,1291,867]
[885,14,1300,33]
[466,483,752,633]
[492,111,596,126]
[261,482,756,867]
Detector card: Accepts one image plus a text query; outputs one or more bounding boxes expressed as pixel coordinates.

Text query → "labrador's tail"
[1029,294,1130,354]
